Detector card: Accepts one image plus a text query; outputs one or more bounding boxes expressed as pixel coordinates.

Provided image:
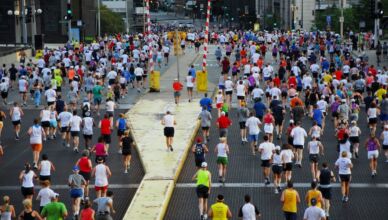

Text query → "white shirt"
[58,111,73,127]
[95,164,108,187]
[349,126,361,137]
[335,157,352,175]
[83,117,94,135]
[107,70,117,80]
[316,100,327,113]
[303,206,325,220]
[251,66,260,75]
[280,149,294,163]
[245,117,261,135]
[11,107,22,121]
[45,89,56,102]
[383,130,388,145]
[69,115,82,131]
[30,125,44,144]
[239,203,259,220]
[163,114,175,127]
[291,126,307,146]
[39,160,51,176]
[236,84,245,96]
[106,101,115,112]
[216,143,228,158]
[41,110,51,122]
[18,79,28,92]
[302,76,313,89]
[269,87,281,98]
[252,88,264,99]
[134,67,144,76]
[37,187,55,207]
[186,76,194,88]
[21,170,35,188]
[259,142,275,160]
[224,80,233,91]
[308,140,321,154]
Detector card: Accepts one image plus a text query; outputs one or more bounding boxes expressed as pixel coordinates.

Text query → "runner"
[92,81,103,115]
[263,109,275,142]
[68,165,86,219]
[75,150,93,201]
[161,110,176,151]
[116,113,127,153]
[335,151,353,203]
[237,194,261,220]
[40,193,68,220]
[69,110,82,153]
[99,113,113,151]
[18,75,29,106]
[121,130,133,173]
[280,181,300,220]
[305,181,323,208]
[316,162,336,218]
[198,107,212,144]
[192,137,209,169]
[215,137,229,183]
[208,194,232,220]
[192,162,211,220]
[37,154,55,182]
[18,198,43,220]
[259,135,275,186]
[245,112,261,155]
[57,106,72,148]
[186,71,194,102]
[307,136,324,181]
[92,157,112,198]
[237,101,249,144]
[0,196,16,220]
[28,118,46,168]
[349,120,361,158]
[10,102,24,140]
[272,145,283,194]
[172,79,183,105]
[82,111,94,150]
[216,111,232,138]
[364,133,381,177]
[303,198,326,220]
[19,163,37,200]
[215,90,224,117]
[40,106,51,141]
[290,121,307,168]
[281,144,295,182]
[94,191,115,220]
[380,124,388,162]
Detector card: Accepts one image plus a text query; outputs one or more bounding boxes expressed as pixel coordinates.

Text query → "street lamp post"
[20,0,28,44]
[340,0,344,38]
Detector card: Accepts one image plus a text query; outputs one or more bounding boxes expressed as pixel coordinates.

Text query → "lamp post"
[20,0,28,44]
[340,0,344,38]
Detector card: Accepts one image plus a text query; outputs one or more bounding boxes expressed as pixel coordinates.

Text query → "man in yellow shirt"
[208,194,232,220]
[375,85,386,102]
[281,181,300,220]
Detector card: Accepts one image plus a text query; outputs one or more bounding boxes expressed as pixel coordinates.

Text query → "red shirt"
[100,119,111,135]
[288,77,297,88]
[337,128,348,140]
[217,116,232,129]
[78,157,92,172]
[173,82,183,92]
[335,70,342,80]
[273,77,281,87]
[80,208,94,220]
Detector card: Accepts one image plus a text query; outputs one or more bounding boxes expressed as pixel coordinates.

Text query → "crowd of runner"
[0,28,386,220]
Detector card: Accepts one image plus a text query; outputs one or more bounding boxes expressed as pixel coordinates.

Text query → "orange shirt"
[257,58,264,69]
[68,69,75,80]
[173,82,183,92]
[290,97,304,108]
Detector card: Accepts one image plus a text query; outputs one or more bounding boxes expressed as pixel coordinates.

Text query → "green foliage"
[100,5,125,34]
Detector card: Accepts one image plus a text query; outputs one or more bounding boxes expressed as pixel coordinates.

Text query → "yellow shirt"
[282,189,298,213]
[306,189,322,208]
[211,202,229,220]
[375,88,386,101]
[322,74,332,84]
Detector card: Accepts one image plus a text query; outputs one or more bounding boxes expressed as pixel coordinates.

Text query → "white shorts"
[264,123,274,134]
[367,150,379,159]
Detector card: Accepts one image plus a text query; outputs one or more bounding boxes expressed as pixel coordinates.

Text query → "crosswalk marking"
[0,184,140,191]
[176,182,388,188]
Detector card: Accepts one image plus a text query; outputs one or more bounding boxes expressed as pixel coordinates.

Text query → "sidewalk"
[123,48,216,219]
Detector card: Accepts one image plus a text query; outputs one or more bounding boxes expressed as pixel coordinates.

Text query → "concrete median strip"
[122,48,214,219]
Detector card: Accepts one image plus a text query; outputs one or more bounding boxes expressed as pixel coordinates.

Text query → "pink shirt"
[95,143,107,156]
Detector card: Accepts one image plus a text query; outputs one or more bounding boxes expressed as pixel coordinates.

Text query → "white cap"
[275,145,281,150]
[201,162,208,167]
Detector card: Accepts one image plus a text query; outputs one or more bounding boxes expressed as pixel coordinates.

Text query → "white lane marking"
[176,183,388,188]
[0,184,140,191]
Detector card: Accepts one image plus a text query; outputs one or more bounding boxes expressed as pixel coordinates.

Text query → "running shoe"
[274,188,279,194]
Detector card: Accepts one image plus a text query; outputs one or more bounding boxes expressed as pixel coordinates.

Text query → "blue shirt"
[189,68,196,78]
[200,97,212,111]
[313,109,323,125]
[117,118,127,130]
[253,102,266,118]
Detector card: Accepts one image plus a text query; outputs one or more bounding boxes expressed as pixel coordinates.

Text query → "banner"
[196,70,208,92]
[149,71,160,92]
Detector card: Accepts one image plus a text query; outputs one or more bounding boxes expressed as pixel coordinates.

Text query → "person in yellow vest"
[192,162,212,220]
[281,181,300,220]
[305,181,323,208]
[208,194,232,220]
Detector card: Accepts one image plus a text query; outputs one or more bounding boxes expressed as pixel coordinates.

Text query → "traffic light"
[26,6,32,23]
[65,3,72,20]
[377,1,384,18]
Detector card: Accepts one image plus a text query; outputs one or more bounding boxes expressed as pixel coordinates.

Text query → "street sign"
[326,15,331,25]
[339,16,344,22]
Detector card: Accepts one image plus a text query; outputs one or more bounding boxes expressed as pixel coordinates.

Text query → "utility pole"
[340,0,344,38]
[125,0,129,33]
[374,0,380,48]
[21,0,28,44]
[67,0,72,42]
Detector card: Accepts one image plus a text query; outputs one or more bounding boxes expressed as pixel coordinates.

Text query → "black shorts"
[196,185,209,198]
[237,96,245,100]
[239,122,246,129]
[83,134,93,140]
[339,174,351,182]
[164,127,174,137]
[164,53,169,58]
[383,145,388,150]
[21,187,34,197]
[293,144,304,149]
[39,175,51,181]
[309,154,319,163]
[79,171,91,181]
[106,111,114,118]
[41,121,50,128]
[71,131,80,137]
[47,101,55,106]
[369,118,378,125]
[122,148,132,155]
[349,136,359,144]
[195,157,205,167]
[117,129,125,136]
[120,84,126,90]
[281,91,287,98]
[136,76,142,81]
[103,134,111,144]
[108,79,116,85]
[202,126,209,131]
[284,162,293,171]
[261,159,271,167]
[57,86,62,92]
[275,118,283,126]
[319,187,332,200]
[12,120,21,126]
[61,126,69,133]
[332,111,339,118]
[1,91,8,98]
[225,91,233,95]
[272,165,283,174]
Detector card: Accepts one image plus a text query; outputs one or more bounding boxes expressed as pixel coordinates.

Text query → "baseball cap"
[341,99,346,103]
[201,162,208,168]
[290,119,294,124]
[72,166,79,171]
[196,137,202,143]
[50,193,59,199]
[275,145,281,150]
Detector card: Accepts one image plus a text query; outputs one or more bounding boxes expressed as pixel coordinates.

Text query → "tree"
[100,5,125,34]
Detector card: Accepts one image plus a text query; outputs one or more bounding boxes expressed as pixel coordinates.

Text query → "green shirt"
[93,85,103,99]
[54,75,63,87]
[41,202,67,220]
[196,169,210,187]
